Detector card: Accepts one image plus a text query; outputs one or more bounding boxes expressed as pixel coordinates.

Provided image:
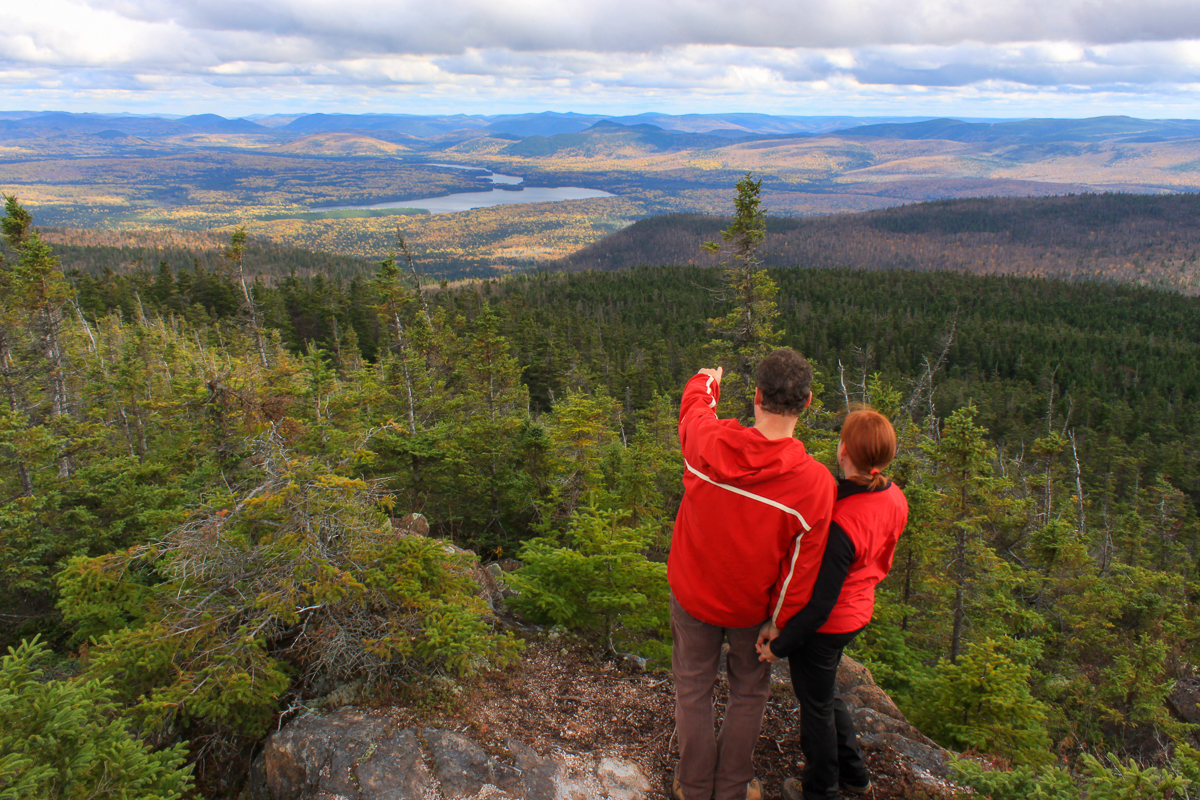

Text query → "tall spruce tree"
[927,405,1022,662]
[439,299,534,547]
[1,195,73,478]
[703,173,783,420]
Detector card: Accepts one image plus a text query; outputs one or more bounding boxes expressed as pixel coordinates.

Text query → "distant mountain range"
[837,116,1200,144]
[0,111,265,137]
[8,110,1200,146]
[0,110,935,140]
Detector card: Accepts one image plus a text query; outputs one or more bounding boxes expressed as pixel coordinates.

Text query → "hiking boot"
[783,775,871,799]
[841,776,872,795]
[669,774,761,800]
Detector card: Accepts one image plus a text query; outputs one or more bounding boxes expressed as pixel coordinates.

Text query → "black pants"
[787,629,868,799]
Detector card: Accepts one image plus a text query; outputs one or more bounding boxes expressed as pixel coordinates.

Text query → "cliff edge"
[250,637,956,800]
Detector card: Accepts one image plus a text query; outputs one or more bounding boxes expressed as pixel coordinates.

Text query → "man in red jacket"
[668,349,836,800]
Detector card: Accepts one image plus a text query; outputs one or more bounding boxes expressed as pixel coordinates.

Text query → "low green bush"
[57,434,521,744]
[909,639,1053,765]
[951,752,1190,800]
[507,501,670,662]
[0,638,192,800]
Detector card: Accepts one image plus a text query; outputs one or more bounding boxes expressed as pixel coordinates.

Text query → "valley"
[5,111,1200,278]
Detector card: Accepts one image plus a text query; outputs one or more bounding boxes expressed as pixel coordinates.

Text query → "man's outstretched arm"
[679,367,737,472]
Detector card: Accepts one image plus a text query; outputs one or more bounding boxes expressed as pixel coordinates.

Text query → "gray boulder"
[423,728,523,798]
[252,708,652,800]
[508,741,652,800]
[258,709,429,800]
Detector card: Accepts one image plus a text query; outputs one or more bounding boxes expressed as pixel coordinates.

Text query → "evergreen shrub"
[910,638,1053,764]
[507,502,670,662]
[0,638,192,800]
[951,752,1189,800]
[56,432,520,743]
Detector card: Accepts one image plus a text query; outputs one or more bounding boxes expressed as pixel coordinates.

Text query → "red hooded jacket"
[667,373,836,629]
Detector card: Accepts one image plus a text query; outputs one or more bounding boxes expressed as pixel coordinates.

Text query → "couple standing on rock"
[668,349,909,800]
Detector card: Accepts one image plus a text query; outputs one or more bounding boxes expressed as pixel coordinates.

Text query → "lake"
[315,165,613,214]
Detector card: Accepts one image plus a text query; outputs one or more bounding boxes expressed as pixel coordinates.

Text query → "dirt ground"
[430,636,961,800]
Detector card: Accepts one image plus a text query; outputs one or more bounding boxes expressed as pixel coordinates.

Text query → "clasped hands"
[756,621,781,663]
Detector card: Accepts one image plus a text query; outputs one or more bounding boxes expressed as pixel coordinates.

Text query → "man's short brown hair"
[756,348,813,416]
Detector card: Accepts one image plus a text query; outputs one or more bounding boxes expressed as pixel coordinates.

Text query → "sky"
[2,0,1200,119]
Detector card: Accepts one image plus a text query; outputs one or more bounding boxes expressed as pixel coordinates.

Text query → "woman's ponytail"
[842,407,896,490]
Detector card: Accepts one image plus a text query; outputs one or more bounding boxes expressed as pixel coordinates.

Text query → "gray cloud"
[1,0,1199,115]
[21,0,1200,60]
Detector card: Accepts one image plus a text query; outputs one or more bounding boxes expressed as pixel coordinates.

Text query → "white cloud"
[0,0,199,66]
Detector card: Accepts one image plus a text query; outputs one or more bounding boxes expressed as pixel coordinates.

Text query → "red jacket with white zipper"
[667,373,836,629]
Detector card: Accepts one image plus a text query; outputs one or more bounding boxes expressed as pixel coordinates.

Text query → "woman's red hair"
[841,406,897,490]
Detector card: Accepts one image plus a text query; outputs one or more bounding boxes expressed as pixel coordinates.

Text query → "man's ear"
[802,392,812,410]
[754,387,763,406]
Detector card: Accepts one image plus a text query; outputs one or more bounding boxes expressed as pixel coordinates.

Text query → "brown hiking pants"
[671,594,771,800]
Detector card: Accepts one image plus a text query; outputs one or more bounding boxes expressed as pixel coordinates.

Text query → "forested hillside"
[4,189,1200,798]
[553,192,1200,294]
[27,191,1200,291]
[36,226,378,281]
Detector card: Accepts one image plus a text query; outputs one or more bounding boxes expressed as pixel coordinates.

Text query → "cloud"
[10,0,1200,63]
[79,0,1200,52]
[0,0,1198,115]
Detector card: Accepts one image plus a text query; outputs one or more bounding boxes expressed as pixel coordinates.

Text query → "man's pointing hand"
[699,367,723,386]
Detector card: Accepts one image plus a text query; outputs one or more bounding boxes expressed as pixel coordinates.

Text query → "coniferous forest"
[4,177,1200,799]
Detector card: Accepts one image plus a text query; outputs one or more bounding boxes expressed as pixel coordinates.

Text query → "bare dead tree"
[901,317,957,423]
[222,227,269,370]
[395,230,433,329]
[837,359,850,411]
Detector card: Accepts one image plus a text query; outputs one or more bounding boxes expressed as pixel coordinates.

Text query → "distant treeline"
[8,228,379,283]
[69,259,1200,508]
[552,192,1200,294]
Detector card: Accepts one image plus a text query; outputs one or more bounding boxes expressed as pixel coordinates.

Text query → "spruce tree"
[703,174,783,420]
[913,638,1053,764]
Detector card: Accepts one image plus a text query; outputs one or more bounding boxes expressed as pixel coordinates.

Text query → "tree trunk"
[900,549,914,632]
[392,312,417,435]
[0,328,33,496]
[238,269,269,369]
[950,526,966,663]
[41,305,71,477]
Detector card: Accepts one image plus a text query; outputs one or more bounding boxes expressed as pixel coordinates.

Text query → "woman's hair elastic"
[869,468,880,475]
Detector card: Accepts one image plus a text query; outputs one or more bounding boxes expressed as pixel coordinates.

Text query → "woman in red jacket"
[757,407,909,800]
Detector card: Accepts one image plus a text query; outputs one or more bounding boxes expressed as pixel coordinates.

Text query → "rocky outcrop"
[772,655,950,785]
[250,707,653,800]
[1168,677,1200,727]
[252,654,946,800]
[250,527,944,800]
